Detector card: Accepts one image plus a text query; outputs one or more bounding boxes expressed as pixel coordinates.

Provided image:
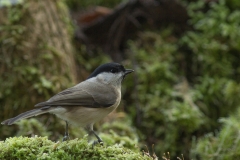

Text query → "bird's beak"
[124,69,134,76]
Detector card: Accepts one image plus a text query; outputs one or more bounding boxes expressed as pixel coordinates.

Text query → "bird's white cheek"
[96,72,123,85]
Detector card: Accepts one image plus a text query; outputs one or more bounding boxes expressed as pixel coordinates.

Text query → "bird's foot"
[92,139,104,147]
[62,134,69,141]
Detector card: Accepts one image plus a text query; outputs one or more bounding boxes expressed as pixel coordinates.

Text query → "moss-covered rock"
[0,136,153,160]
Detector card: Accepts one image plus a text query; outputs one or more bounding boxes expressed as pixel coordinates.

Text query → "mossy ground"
[0,136,153,160]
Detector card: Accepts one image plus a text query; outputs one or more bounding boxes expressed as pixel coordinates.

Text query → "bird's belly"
[50,105,118,127]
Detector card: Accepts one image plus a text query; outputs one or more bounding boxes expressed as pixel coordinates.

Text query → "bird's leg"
[63,121,69,141]
[86,124,103,146]
[91,130,103,144]
[91,130,103,147]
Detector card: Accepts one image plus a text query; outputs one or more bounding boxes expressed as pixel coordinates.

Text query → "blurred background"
[1,0,240,159]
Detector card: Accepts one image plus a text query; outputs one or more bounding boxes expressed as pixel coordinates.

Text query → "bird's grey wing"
[35,81,117,108]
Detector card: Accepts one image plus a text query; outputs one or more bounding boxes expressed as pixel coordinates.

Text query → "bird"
[1,62,134,143]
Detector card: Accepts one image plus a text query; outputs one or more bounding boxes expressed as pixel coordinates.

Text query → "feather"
[1,106,51,125]
[35,80,117,108]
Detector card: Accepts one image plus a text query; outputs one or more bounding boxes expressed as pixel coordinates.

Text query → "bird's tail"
[1,106,51,125]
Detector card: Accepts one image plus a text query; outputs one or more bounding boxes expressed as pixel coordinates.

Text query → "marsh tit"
[2,63,134,143]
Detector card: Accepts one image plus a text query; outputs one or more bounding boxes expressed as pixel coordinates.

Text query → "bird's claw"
[62,135,69,141]
[92,140,104,147]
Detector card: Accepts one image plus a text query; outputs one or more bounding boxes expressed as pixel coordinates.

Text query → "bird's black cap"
[87,63,126,79]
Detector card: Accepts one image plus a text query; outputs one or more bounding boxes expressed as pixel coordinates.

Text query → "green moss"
[100,129,139,152]
[14,119,51,137]
[0,136,153,160]
[126,30,205,157]
[122,0,240,158]
[191,107,240,159]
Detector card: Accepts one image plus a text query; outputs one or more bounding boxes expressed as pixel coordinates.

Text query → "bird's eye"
[110,69,117,73]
